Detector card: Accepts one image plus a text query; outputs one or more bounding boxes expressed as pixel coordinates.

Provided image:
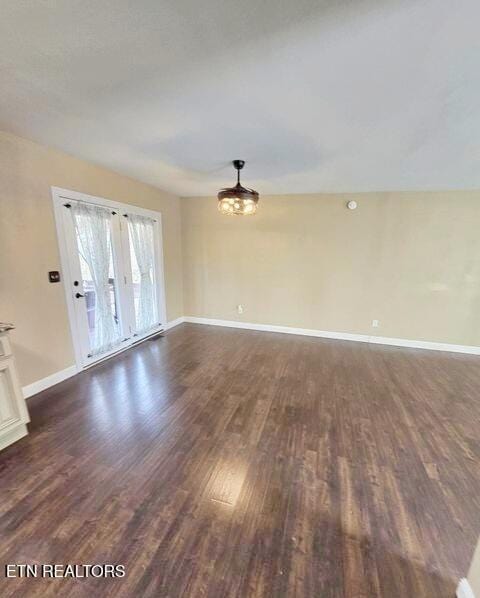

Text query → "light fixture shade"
[218,184,259,215]
[218,160,259,215]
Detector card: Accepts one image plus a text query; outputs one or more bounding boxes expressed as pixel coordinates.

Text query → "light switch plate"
[48,271,61,283]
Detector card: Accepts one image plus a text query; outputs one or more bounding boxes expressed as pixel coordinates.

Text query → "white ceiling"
[1,0,479,196]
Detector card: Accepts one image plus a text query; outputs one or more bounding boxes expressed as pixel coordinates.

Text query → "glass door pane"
[127,214,158,335]
[71,203,123,357]
[54,189,167,370]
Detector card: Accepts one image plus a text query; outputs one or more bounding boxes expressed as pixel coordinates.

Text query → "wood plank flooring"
[1,323,479,597]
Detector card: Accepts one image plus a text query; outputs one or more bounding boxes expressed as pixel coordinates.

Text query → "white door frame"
[51,186,167,371]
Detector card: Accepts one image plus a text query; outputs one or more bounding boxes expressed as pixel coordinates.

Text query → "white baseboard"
[184,317,480,355]
[457,578,476,598]
[0,423,28,451]
[22,365,78,399]
[164,316,186,330]
[21,317,186,399]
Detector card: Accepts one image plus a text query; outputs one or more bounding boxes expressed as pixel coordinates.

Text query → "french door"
[52,188,166,369]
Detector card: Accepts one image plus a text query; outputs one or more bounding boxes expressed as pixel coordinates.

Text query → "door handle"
[75,292,85,299]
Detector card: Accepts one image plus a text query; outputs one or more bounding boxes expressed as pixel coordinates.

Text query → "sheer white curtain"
[71,202,121,355]
[128,214,157,334]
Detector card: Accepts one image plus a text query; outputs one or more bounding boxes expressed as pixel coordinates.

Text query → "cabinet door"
[0,360,22,431]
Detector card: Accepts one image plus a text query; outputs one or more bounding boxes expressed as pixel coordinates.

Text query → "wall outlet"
[372,319,380,328]
[237,304,244,315]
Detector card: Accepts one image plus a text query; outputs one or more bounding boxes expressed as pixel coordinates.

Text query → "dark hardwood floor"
[1,323,479,597]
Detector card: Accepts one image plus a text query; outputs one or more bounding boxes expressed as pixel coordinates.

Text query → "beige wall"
[468,537,480,595]
[0,131,183,386]
[182,192,480,346]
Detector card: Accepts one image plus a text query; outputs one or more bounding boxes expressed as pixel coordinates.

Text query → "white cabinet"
[0,329,29,451]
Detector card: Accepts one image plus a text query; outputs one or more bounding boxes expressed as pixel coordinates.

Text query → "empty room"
[1,1,480,597]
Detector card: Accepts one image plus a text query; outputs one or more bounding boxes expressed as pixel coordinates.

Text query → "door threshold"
[82,329,165,370]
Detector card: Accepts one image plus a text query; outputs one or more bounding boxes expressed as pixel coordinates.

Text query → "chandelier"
[218,160,259,215]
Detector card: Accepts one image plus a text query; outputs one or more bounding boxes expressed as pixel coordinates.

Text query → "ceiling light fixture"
[218,160,259,216]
